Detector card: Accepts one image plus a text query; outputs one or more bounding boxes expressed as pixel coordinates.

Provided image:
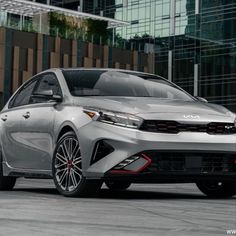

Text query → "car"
[0,68,236,198]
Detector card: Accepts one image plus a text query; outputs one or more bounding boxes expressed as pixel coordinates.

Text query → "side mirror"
[31,90,63,102]
[195,96,208,103]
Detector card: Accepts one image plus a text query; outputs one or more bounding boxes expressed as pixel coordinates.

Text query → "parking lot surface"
[0,178,235,236]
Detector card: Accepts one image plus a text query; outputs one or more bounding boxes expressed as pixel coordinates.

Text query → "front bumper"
[78,121,236,181]
[103,151,236,183]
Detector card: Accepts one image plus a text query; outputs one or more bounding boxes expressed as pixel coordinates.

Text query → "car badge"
[183,115,200,119]
[225,125,234,130]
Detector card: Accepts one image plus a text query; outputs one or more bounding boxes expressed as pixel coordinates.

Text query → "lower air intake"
[91,140,114,164]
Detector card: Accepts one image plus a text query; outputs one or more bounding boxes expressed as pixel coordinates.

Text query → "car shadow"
[12,187,226,200]
[99,188,209,200]
[14,187,59,195]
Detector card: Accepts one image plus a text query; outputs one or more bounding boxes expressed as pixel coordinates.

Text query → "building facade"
[81,0,236,112]
[1,0,236,112]
[0,27,153,107]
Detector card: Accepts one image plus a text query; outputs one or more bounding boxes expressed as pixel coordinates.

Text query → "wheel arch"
[56,125,77,142]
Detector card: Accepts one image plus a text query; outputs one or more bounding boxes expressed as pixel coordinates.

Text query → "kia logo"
[225,125,234,130]
[183,115,200,119]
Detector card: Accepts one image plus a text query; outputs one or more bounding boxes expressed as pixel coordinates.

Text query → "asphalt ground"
[0,178,235,236]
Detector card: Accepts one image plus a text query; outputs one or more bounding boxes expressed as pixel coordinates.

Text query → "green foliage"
[86,19,108,37]
[23,21,37,33]
[49,12,66,37]
[49,13,108,41]
[113,33,126,48]
[50,12,67,28]
[49,12,79,38]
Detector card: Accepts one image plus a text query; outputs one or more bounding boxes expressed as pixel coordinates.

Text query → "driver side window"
[34,73,62,96]
[9,80,37,108]
[30,73,62,104]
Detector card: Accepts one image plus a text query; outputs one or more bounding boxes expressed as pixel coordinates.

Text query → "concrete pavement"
[0,179,235,236]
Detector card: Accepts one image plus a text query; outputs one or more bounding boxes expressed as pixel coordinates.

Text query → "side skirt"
[2,161,52,178]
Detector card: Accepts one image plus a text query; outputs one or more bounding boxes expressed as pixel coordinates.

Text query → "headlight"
[84,108,143,129]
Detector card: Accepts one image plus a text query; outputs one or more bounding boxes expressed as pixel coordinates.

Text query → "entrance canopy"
[0,0,129,28]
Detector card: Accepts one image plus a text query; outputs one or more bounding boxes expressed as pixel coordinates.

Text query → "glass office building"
[81,0,236,112]
[35,0,82,10]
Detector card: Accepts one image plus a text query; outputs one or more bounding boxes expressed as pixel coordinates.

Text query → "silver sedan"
[0,68,236,197]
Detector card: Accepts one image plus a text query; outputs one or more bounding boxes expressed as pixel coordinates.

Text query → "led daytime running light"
[84,108,143,129]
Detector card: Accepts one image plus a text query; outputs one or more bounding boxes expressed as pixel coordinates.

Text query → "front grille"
[201,157,235,172]
[140,120,236,135]
[144,151,236,173]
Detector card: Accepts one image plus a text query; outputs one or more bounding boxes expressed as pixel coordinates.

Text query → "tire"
[196,181,236,198]
[105,181,131,190]
[0,152,16,190]
[52,131,102,197]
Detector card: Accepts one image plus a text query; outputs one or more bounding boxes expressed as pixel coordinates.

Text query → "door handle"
[22,112,30,119]
[1,115,7,122]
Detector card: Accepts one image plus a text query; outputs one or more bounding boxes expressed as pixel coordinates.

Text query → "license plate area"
[144,151,236,173]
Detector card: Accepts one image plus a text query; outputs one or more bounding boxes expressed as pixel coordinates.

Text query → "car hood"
[74,97,235,122]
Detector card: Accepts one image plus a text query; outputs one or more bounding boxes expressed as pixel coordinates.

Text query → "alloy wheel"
[54,137,82,192]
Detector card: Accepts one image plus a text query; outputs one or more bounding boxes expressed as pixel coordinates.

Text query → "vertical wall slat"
[103,45,109,68]
[27,48,34,73]
[37,33,43,73]
[12,46,20,92]
[63,54,69,68]
[0,27,5,93]
[71,40,77,67]
[133,51,138,71]
[4,28,13,103]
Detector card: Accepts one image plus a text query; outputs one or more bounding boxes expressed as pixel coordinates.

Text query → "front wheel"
[196,181,236,198]
[105,181,131,190]
[52,131,102,197]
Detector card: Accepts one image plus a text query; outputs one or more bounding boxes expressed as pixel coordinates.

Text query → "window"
[9,80,37,108]
[34,73,62,96]
[31,73,62,104]
[63,70,194,101]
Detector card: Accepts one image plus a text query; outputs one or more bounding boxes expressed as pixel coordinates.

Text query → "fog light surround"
[110,154,151,174]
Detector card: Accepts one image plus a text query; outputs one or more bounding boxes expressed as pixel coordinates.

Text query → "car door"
[1,73,62,170]
[0,79,38,169]
[16,72,63,170]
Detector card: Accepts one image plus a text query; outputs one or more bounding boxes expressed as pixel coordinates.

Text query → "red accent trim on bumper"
[110,154,152,174]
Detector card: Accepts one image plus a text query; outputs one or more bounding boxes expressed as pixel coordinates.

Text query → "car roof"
[59,68,164,79]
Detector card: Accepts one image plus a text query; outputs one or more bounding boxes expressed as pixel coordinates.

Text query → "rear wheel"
[0,152,16,190]
[52,131,102,197]
[196,181,236,198]
[105,181,131,190]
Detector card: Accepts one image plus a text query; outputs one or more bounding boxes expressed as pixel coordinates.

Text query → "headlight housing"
[84,108,143,129]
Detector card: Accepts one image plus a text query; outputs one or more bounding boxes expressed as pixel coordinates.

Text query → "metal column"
[170,0,176,36]
[168,0,176,82]
[168,50,172,82]
[39,13,42,33]
[194,64,199,96]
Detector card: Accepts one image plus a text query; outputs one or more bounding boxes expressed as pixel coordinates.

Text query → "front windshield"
[63,70,194,101]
